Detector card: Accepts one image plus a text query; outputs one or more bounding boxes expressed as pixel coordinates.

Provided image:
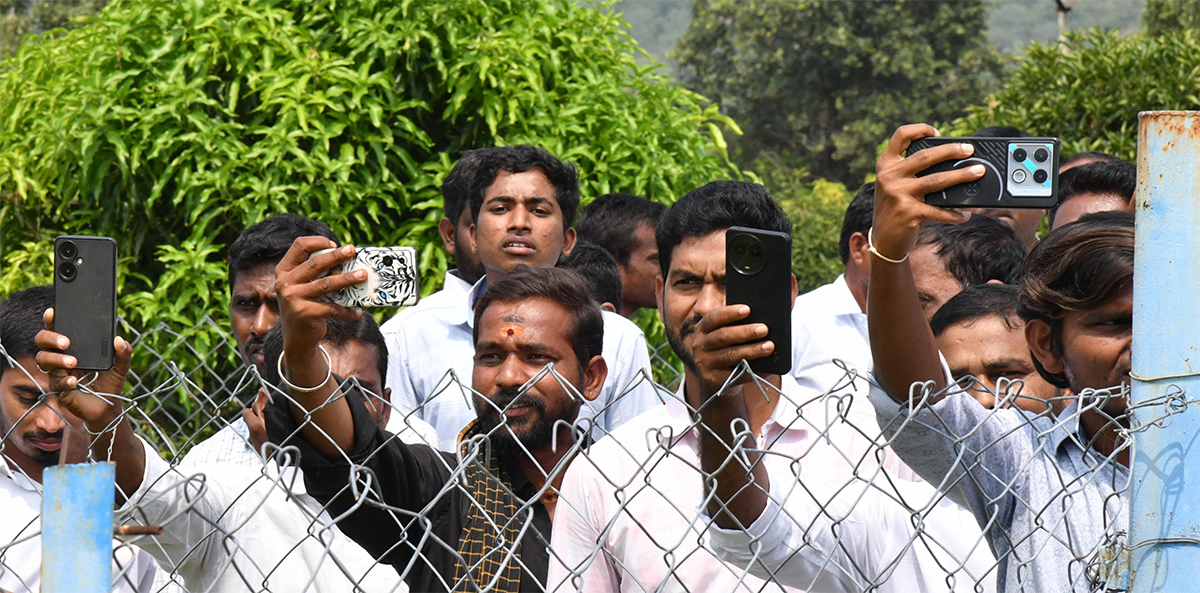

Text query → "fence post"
[41,462,115,593]
[1128,111,1200,590]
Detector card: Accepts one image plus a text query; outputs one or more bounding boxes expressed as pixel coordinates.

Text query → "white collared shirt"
[0,459,158,593]
[382,274,662,451]
[123,438,407,593]
[549,375,863,592]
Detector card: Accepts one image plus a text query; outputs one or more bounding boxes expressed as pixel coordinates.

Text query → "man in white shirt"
[385,145,661,451]
[36,308,417,592]
[183,214,341,468]
[0,286,157,593]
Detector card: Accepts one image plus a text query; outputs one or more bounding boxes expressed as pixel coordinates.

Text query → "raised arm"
[868,124,982,401]
[272,237,367,458]
[34,308,144,502]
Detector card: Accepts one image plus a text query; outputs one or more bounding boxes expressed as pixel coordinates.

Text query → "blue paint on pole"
[42,462,114,593]
[1130,111,1200,590]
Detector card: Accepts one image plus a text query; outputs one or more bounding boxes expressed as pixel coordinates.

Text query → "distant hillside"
[598,0,1146,78]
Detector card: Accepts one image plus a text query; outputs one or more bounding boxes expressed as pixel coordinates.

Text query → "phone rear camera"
[1034,148,1049,162]
[728,234,767,276]
[58,240,77,260]
[1012,148,1028,162]
[58,262,77,282]
[1033,169,1049,183]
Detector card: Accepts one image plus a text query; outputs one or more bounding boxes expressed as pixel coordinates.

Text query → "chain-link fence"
[0,318,1168,592]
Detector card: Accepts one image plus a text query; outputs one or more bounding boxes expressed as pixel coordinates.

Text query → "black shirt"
[265,387,553,592]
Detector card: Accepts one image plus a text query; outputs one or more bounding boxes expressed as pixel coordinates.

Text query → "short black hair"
[559,241,622,309]
[656,181,791,278]
[1018,211,1134,388]
[839,183,875,265]
[1061,150,1119,169]
[473,266,603,370]
[227,214,339,288]
[930,283,1020,338]
[0,286,53,375]
[917,216,1027,287]
[467,145,580,232]
[442,149,486,224]
[576,193,665,266]
[972,126,1032,138]
[261,315,390,393]
[1048,160,1136,227]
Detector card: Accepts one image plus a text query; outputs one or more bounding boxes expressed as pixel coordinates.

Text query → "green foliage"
[953,29,1200,160]
[0,0,106,57]
[0,0,740,447]
[760,160,852,294]
[1144,0,1200,36]
[675,0,1005,186]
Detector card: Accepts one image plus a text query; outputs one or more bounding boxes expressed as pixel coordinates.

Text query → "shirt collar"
[443,270,475,297]
[662,374,812,447]
[1,457,41,493]
[460,277,489,329]
[827,274,865,316]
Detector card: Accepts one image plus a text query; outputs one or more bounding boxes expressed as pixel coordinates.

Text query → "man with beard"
[0,286,157,592]
[261,237,607,593]
[548,181,995,592]
[182,214,340,468]
[701,125,1132,593]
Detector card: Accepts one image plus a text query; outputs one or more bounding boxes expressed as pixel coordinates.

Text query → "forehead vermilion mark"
[499,323,523,339]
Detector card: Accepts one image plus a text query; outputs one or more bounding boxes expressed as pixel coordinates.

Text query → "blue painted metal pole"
[41,462,115,593]
[1129,111,1200,590]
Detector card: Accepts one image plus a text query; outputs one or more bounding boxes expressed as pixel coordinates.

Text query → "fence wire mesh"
[0,317,1174,592]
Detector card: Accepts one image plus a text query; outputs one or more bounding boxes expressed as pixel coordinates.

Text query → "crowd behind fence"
[0,315,1163,592]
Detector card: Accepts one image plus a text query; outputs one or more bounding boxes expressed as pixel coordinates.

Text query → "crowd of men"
[0,124,1139,592]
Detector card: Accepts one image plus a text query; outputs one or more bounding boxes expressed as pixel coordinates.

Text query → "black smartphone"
[906,136,1060,209]
[53,235,118,371]
[725,226,792,376]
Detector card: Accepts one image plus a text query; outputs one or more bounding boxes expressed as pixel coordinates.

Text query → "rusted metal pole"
[41,462,114,593]
[1129,111,1200,590]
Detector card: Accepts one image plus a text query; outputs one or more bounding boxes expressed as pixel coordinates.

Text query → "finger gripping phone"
[725,227,792,376]
[54,235,118,371]
[319,246,421,308]
[906,136,1061,209]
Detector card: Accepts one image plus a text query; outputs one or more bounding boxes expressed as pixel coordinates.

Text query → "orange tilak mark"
[499,324,523,338]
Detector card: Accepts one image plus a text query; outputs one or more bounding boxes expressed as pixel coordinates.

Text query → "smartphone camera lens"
[1034,148,1049,162]
[1033,169,1049,183]
[58,261,77,282]
[1012,148,1028,162]
[729,234,767,276]
[58,240,77,260]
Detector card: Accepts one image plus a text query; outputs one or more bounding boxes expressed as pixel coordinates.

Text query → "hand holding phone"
[906,136,1060,209]
[53,235,118,371]
[725,227,792,376]
[313,246,420,308]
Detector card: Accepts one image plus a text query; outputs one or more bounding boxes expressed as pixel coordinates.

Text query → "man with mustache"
[548,181,995,592]
[385,145,659,451]
[701,125,1132,593]
[263,244,608,592]
[182,214,340,468]
[0,286,157,592]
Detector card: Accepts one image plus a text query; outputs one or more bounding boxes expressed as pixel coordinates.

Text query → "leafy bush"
[952,29,1200,159]
[0,0,740,447]
[760,161,853,295]
[675,0,1004,186]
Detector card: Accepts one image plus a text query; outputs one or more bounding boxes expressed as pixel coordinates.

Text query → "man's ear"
[581,355,608,402]
[655,274,665,312]
[377,387,393,429]
[1025,319,1070,389]
[849,232,870,268]
[468,223,478,256]
[600,302,617,314]
[789,273,798,309]
[561,227,577,258]
[438,217,457,255]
